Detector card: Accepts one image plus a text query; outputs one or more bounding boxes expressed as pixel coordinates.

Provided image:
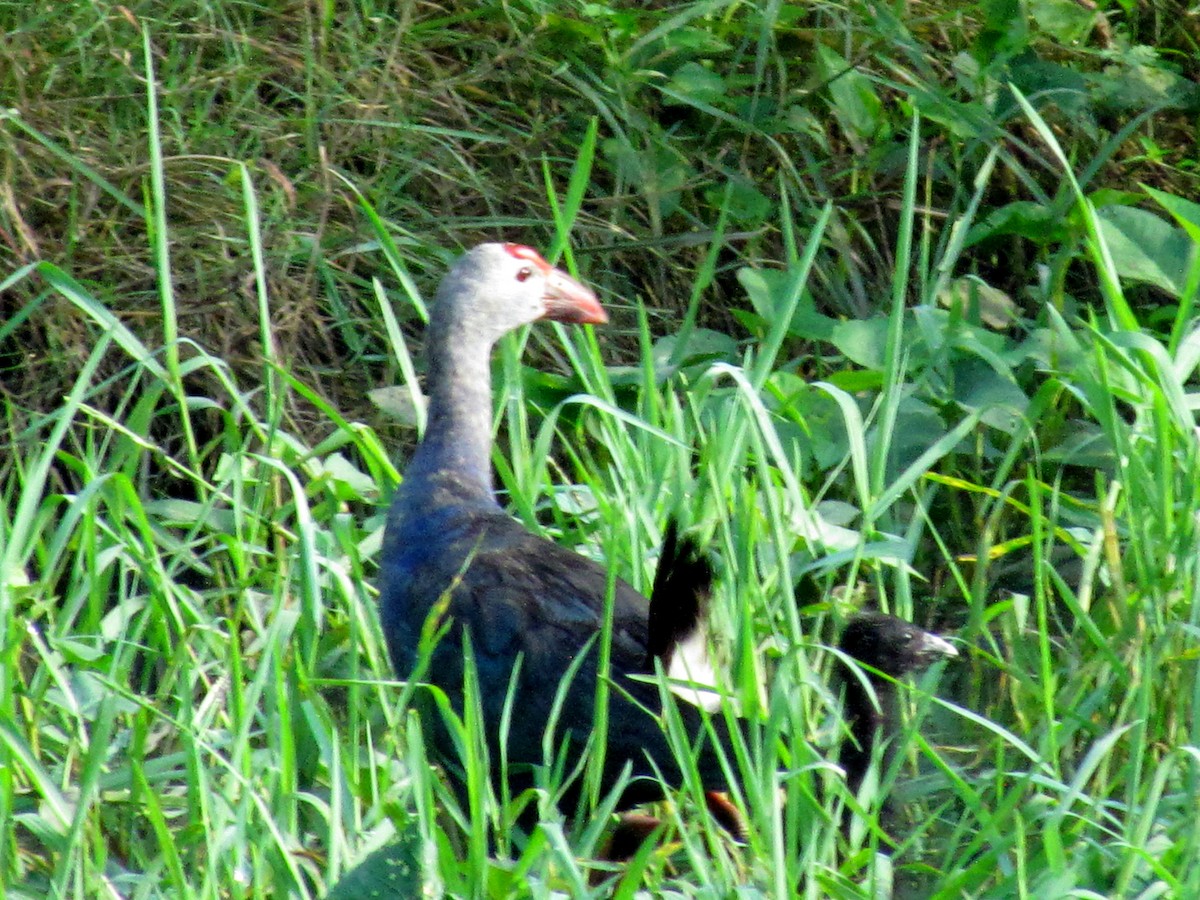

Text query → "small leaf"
[965,200,1067,247]
[705,175,772,226]
[653,328,738,369]
[938,276,1019,329]
[1144,185,1200,245]
[369,385,426,427]
[666,61,726,105]
[814,44,883,141]
[830,317,890,370]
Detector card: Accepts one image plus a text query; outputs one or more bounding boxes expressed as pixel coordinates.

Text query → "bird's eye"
[516,266,533,282]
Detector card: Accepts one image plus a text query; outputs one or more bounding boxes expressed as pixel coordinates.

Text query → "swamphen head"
[431,242,607,341]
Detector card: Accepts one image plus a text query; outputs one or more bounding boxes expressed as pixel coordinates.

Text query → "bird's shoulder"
[394,508,651,668]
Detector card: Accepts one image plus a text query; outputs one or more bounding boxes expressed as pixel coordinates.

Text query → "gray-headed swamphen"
[379,243,738,825]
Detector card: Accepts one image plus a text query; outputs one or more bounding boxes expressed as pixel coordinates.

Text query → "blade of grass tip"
[670,204,728,370]
[141,26,197,463]
[545,116,599,266]
[531,633,596,798]
[777,173,797,266]
[334,171,428,322]
[542,121,612,407]
[929,146,999,303]
[237,162,283,428]
[750,201,832,390]
[635,286,658,418]
[0,111,140,214]
[374,278,428,435]
[2,333,112,619]
[1008,85,1139,333]
[51,694,118,894]
[869,110,921,503]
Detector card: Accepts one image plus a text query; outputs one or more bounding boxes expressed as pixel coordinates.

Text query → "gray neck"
[405,307,499,507]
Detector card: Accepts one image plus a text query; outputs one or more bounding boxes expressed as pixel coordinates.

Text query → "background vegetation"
[2,0,1199,897]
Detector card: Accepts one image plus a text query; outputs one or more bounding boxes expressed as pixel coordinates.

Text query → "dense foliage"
[2,1,1199,897]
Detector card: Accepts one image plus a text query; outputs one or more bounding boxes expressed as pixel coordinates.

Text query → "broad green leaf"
[830,317,890,370]
[1096,205,1192,297]
[324,831,425,900]
[965,200,1068,247]
[1030,0,1098,47]
[1144,185,1200,245]
[666,61,727,105]
[653,327,739,370]
[814,44,883,141]
[704,175,771,225]
[736,267,836,340]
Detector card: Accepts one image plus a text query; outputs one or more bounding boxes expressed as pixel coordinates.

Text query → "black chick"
[608,542,961,864]
[834,612,958,845]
